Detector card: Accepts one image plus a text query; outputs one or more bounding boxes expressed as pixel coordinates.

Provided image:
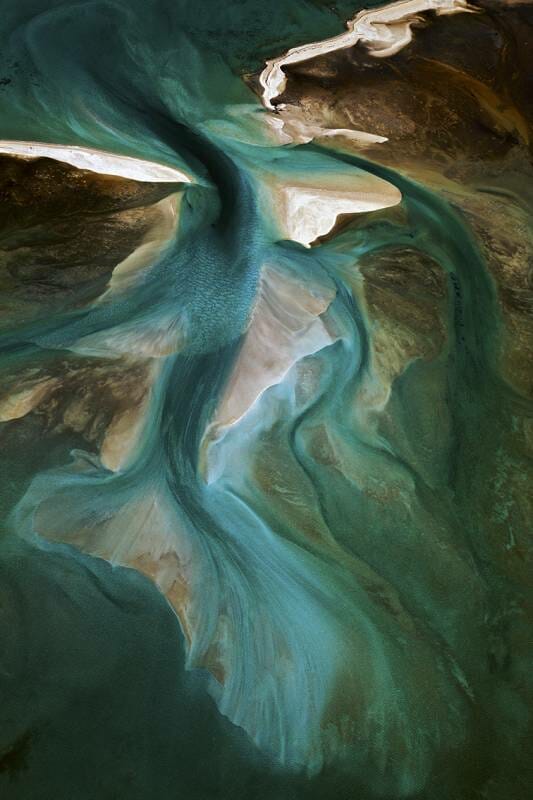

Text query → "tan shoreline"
[259,0,476,110]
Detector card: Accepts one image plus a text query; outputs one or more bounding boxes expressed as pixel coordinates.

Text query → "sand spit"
[259,0,476,110]
[0,140,191,183]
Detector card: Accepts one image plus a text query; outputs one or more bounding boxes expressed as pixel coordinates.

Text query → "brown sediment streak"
[0,140,192,183]
[0,378,60,422]
[259,0,476,110]
[415,58,531,146]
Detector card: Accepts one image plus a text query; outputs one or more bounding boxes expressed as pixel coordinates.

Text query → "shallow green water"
[0,2,520,798]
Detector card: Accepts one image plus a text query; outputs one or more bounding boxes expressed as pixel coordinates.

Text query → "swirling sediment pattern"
[0,2,531,799]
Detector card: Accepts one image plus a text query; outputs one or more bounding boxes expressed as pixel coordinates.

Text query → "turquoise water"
[0,2,508,798]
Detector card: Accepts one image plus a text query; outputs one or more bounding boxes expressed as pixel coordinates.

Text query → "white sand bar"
[0,140,191,183]
[259,0,476,109]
